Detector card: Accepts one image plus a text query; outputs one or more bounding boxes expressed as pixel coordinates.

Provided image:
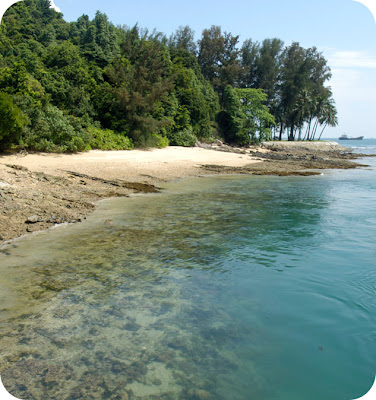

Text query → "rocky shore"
[0,142,368,244]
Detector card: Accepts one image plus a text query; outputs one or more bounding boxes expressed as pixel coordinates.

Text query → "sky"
[1,0,376,138]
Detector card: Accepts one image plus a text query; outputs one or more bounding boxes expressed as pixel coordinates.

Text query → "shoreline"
[0,142,368,244]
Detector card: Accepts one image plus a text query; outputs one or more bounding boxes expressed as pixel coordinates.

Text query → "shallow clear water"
[0,152,375,399]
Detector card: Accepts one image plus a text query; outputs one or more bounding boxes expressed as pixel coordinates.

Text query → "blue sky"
[2,0,376,138]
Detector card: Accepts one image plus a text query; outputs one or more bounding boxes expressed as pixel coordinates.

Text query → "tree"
[254,38,284,111]
[69,12,121,67]
[236,88,276,141]
[217,85,246,144]
[277,43,333,141]
[240,39,259,88]
[42,41,94,117]
[0,0,338,151]
[218,86,275,144]
[169,26,197,54]
[170,49,219,139]
[105,26,174,146]
[198,26,241,102]
[0,92,27,150]
[317,96,338,140]
[293,87,311,140]
[278,43,308,140]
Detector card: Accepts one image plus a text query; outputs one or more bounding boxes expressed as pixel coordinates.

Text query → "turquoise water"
[0,146,375,399]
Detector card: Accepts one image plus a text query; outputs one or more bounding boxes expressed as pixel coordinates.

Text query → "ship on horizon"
[339,134,364,140]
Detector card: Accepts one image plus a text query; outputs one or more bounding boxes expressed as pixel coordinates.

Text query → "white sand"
[0,147,260,183]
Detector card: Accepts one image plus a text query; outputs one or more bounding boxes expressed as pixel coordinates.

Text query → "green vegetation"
[218,86,275,145]
[0,91,27,150]
[0,0,338,152]
[86,127,133,150]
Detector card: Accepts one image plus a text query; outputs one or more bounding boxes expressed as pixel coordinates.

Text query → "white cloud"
[49,0,61,13]
[328,50,376,69]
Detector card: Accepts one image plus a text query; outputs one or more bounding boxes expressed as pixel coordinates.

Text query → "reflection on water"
[0,172,375,399]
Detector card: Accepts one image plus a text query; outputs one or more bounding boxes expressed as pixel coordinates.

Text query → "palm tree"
[303,95,318,141]
[293,88,311,140]
[309,94,327,140]
[318,98,338,140]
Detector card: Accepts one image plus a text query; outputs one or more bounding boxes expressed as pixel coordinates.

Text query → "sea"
[0,139,375,400]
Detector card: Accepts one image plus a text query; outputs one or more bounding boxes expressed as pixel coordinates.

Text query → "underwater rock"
[68,374,107,399]
[40,280,69,292]
[149,321,165,330]
[111,360,128,374]
[167,337,186,350]
[153,349,175,363]
[159,302,174,314]
[185,388,212,400]
[82,339,95,349]
[88,327,100,336]
[127,360,148,381]
[123,321,141,332]
[151,377,162,386]
[52,307,70,319]
[2,359,76,399]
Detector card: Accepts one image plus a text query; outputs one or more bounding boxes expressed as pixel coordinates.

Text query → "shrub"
[153,134,169,149]
[0,92,27,150]
[23,105,90,152]
[168,127,197,147]
[87,126,134,150]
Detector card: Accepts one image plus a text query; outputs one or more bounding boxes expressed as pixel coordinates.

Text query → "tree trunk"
[318,123,328,140]
[298,126,302,141]
[278,124,283,141]
[310,119,319,141]
[304,117,312,141]
[288,126,294,141]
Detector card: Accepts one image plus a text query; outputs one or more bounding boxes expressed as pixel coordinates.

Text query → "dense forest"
[0,0,338,152]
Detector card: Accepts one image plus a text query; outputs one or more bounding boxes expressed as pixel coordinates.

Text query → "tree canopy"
[0,0,337,152]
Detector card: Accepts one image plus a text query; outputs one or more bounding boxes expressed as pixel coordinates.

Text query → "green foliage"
[168,26,197,54]
[105,27,174,146]
[0,62,44,98]
[218,86,275,145]
[87,126,133,150]
[153,134,170,148]
[0,92,27,150]
[217,86,247,144]
[198,25,242,104]
[171,52,218,139]
[70,11,120,67]
[42,41,94,117]
[0,0,336,152]
[277,43,333,140]
[22,104,90,152]
[235,88,276,141]
[167,128,196,147]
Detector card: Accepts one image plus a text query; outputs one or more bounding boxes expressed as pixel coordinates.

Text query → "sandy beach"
[0,142,365,243]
